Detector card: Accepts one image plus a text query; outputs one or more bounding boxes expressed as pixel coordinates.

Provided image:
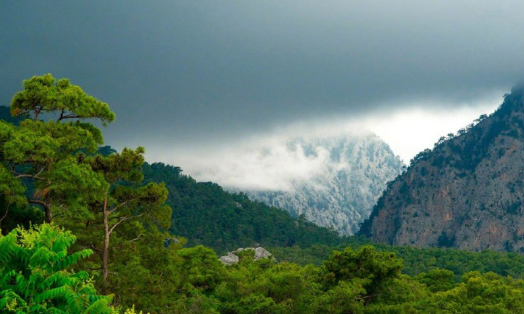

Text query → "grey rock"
[362,88,524,252]
[219,247,273,265]
[219,252,240,265]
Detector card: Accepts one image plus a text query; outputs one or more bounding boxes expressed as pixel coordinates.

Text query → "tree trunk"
[32,200,52,223]
[44,206,52,223]
[102,196,110,286]
[28,200,52,223]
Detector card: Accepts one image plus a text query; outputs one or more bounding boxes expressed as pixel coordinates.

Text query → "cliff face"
[361,86,524,252]
[246,132,404,235]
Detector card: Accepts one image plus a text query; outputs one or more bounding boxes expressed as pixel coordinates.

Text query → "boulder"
[219,247,273,265]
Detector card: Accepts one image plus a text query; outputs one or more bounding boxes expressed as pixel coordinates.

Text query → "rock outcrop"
[219,247,273,265]
[360,85,524,252]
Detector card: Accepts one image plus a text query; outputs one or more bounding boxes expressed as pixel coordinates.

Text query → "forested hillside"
[142,162,344,252]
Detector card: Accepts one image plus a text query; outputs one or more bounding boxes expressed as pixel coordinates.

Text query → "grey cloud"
[1,1,523,153]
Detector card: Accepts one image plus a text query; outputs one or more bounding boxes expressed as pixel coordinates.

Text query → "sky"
[1,1,522,189]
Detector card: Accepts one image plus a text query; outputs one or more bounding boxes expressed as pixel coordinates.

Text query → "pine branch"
[108,213,144,236]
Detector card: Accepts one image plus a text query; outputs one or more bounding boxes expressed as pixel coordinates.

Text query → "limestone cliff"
[361,85,524,252]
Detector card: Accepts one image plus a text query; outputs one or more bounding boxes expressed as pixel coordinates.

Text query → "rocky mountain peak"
[244,131,404,235]
[360,86,524,252]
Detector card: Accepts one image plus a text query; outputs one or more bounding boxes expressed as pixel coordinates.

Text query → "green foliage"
[0,74,117,224]
[10,74,115,123]
[103,242,524,314]
[169,246,421,314]
[177,246,224,292]
[415,268,456,292]
[1,75,171,312]
[0,162,27,207]
[421,272,524,313]
[123,306,149,314]
[322,246,403,294]
[66,146,173,299]
[0,224,114,313]
[270,240,524,282]
[142,162,344,253]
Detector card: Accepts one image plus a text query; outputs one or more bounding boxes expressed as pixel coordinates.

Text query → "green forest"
[3,75,524,313]
[142,162,344,253]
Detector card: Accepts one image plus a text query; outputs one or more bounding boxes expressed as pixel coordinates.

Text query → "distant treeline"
[271,239,524,280]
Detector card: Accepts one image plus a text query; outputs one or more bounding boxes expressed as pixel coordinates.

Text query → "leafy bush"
[0,224,114,313]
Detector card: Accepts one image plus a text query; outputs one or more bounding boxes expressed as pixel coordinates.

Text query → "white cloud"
[164,132,335,191]
[361,95,501,162]
[147,94,502,190]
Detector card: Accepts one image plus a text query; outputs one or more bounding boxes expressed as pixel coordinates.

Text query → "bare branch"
[12,165,46,180]
[56,109,65,122]
[129,233,144,243]
[0,204,10,224]
[108,213,144,236]
[35,165,47,177]
[34,106,43,121]
[57,114,82,121]
[15,173,45,180]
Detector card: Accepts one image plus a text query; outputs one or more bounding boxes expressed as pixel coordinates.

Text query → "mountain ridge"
[360,85,524,252]
[244,132,404,235]
[142,162,345,253]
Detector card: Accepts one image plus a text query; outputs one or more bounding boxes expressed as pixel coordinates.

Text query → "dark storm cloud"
[1,1,523,149]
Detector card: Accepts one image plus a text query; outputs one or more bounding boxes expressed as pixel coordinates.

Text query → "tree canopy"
[10,74,115,123]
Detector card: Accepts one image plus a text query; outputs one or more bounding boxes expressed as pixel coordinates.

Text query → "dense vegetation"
[142,162,344,253]
[0,224,114,313]
[3,75,524,313]
[271,239,524,280]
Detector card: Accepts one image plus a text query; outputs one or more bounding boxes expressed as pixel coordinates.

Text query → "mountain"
[142,162,344,253]
[360,85,524,252]
[245,132,404,235]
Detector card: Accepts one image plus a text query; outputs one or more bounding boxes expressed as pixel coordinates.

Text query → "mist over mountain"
[239,132,404,235]
[361,85,524,252]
